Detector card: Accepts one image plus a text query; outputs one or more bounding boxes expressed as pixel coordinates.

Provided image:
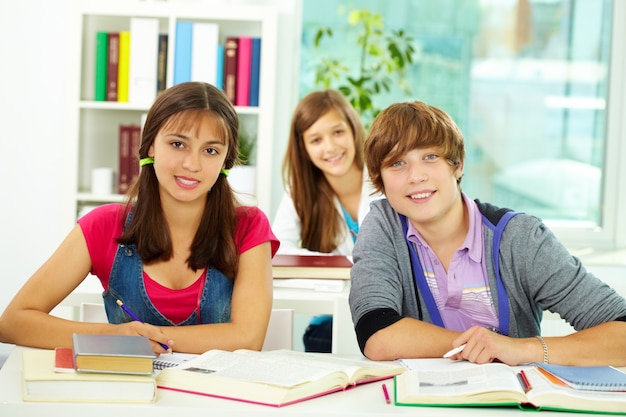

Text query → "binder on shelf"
[157,33,168,95]
[216,43,225,90]
[191,22,219,86]
[236,36,252,107]
[129,17,159,105]
[94,31,109,101]
[173,21,192,85]
[249,37,262,106]
[117,31,130,102]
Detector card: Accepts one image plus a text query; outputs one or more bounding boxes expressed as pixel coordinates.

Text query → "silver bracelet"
[536,335,548,364]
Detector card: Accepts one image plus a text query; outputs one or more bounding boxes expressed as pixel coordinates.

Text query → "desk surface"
[0,346,604,417]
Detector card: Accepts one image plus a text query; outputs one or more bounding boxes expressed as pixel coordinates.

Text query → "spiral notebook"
[535,362,626,391]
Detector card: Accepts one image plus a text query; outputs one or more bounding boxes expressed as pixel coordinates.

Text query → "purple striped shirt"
[406,193,499,332]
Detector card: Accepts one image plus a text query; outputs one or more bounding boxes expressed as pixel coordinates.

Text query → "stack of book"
[95,19,262,107]
[22,334,157,403]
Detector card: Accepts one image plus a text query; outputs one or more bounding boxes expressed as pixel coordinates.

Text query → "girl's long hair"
[117,82,242,279]
[282,90,365,253]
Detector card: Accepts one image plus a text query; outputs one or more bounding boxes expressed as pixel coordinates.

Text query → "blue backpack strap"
[487,210,522,337]
[399,214,445,328]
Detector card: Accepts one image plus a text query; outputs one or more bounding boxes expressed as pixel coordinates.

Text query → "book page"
[176,350,401,388]
[178,350,350,387]
[396,361,526,404]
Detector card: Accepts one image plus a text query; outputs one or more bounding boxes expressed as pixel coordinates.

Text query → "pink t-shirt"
[77,204,279,323]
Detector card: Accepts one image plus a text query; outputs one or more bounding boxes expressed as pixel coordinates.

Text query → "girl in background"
[273,89,380,352]
[0,82,279,354]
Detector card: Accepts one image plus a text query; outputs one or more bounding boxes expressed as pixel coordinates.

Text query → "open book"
[395,359,626,414]
[155,349,405,407]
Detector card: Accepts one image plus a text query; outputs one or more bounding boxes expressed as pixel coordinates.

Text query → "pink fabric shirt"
[78,203,279,323]
[407,193,499,332]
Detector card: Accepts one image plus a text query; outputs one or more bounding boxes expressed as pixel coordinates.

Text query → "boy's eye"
[424,153,439,161]
[390,160,405,168]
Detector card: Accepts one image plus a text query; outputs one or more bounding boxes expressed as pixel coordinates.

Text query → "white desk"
[0,346,600,417]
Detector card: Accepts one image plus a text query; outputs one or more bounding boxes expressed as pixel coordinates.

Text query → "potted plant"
[310,9,417,127]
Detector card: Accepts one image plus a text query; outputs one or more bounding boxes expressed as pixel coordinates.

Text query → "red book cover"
[236,36,252,107]
[128,125,142,188]
[224,36,239,104]
[106,32,120,102]
[118,124,131,194]
[272,255,353,268]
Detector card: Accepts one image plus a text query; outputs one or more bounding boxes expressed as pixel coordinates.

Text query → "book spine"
[94,31,109,101]
[215,44,224,91]
[224,36,239,103]
[236,36,252,107]
[157,33,168,94]
[249,37,261,107]
[117,31,131,103]
[106,32,120,101]
[118,124,131,194]
[173,21,192,85]
[129,17,159,105]
[191,22,219,86]
[128,125,142,188]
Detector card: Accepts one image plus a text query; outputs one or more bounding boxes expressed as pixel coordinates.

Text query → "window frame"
[551,0,626,251]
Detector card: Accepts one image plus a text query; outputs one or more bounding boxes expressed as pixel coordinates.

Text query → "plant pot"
[227,165,256,195]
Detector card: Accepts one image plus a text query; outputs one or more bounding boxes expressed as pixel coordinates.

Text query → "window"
[300,0,626,250]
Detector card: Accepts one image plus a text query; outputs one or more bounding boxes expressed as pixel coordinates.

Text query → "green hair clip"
[220,168,230,177]
[139,157,154,167]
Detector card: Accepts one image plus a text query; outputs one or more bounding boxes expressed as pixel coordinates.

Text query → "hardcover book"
[155,348,405,407]
[72,333,156,375]
[271,254,353,279]
[106,32,120,101]
[394,359,626,414]
[117,124,131,194]
[23,349,156,403]
[223,36,239,103]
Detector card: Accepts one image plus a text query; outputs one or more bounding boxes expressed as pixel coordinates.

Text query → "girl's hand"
[115,321,173,354]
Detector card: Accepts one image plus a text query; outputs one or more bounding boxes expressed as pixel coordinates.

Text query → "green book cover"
[94,31,108,101]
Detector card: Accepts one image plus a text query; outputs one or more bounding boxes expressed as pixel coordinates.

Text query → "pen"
[443,343,466,358]
[517,369,532,393]
[381,383,390,404]
[116,299,170,351]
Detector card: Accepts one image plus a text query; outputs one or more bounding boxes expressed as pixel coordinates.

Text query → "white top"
[272,170,381,256]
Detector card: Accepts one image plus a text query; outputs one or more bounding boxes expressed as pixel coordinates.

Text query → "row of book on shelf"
[21,332,626,413]
[95,18,261,107]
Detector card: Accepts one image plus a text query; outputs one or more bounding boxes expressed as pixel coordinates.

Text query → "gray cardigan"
[349,198,626,342]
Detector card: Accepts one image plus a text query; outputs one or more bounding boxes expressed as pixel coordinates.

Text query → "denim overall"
[101,215,233,325]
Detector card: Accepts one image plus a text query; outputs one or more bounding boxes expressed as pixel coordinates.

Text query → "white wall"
[0,0,301,314]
